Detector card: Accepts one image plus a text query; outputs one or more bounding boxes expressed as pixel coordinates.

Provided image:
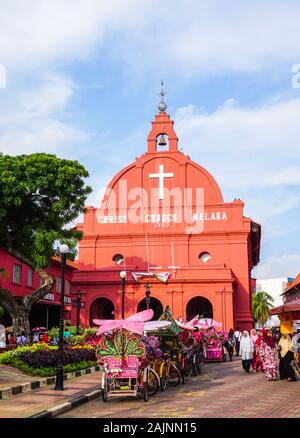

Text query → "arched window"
[137,297,163,320]
[199,252,211,263]
[186,296,213,320]
[112,254,124,265]
[90,298,115,326]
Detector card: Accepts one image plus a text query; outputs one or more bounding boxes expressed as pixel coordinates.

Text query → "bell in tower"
[158,134,167,147]
[157,133,168,151]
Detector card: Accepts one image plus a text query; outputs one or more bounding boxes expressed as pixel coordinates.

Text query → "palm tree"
[252,291,274,327]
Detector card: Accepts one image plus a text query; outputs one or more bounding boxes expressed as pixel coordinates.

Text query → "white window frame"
[13,264,22,284]
[27,268,34,287]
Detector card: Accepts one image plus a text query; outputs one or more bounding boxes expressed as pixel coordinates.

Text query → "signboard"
[43,293,54,301]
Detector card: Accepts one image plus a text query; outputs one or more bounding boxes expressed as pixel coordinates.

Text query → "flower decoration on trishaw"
[93,306,228,401]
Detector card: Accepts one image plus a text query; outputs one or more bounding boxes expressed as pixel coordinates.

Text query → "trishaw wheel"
[102,388,108,402]
[196,358,204,374]
[102,381,108,402]
[143,381,149,402]
[160,376,167,391]
[148,368,160,396]
[166,364,181,387]
[192,360,198,376]
[182,360,193,384]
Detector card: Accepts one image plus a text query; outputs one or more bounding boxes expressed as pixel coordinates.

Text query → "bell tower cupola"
[147,81,179,153]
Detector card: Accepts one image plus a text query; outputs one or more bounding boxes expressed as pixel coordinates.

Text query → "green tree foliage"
[252,291,274,327]
[0,153,92,337]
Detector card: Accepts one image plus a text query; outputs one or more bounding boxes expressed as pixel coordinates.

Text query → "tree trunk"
[0,250,54,340]
[12,304,31,340]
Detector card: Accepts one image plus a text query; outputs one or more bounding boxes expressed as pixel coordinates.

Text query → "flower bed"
[0,343,97,377]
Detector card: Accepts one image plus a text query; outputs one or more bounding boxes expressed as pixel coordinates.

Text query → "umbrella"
[176,316,208,330]
[198,318,223,328]
[143,321,172,332]
[176,320,196,331]
[5,326,13,333]
[31,327,47,332]
[93,309,154,336]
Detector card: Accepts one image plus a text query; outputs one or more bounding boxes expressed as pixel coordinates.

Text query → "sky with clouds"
[0,0,300,279]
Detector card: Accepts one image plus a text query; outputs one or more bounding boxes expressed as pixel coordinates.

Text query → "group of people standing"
[238,328,300,382]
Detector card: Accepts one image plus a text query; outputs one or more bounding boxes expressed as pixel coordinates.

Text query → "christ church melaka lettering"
[97,211,228,225]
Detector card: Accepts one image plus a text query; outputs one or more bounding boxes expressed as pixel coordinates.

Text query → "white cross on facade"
[149,165,174,200]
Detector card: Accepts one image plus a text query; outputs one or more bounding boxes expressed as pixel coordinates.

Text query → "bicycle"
[194,345,205,374]
[144,359,160,396]
[176,347,193,384]
[158,351,181,390]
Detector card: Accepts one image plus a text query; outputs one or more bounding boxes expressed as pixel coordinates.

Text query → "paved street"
[0,372,101,418]
[59,358,300,418]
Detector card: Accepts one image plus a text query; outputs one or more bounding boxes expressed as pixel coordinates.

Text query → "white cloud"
[0,73,89,156]
[256,254,300,279]
[0,1,139,71]
[174,98,300,190]
[172,97,300,249]
[0,1,300,76]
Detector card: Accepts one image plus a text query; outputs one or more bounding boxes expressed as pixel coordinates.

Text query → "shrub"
[7,360,96,377]
[19,348,96,368]
[68,335,85,346]
[0,344,97,376]
[48,327,59,340]
[84,327,97,336]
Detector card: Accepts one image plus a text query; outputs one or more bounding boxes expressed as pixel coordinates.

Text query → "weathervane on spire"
[158,80,167,112]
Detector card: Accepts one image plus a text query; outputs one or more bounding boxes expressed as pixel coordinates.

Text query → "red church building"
[71,90,261,332]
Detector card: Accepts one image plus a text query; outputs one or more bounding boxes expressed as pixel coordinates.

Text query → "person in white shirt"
[0,323,6,348]
[234,328,241,356]
[240,330,254,373]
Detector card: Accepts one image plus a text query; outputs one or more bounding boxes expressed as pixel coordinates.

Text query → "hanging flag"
[131,271,170,284]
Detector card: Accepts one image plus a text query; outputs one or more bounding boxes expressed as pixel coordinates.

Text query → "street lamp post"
[144,283,152,309]
[54,243,69,391]
[76,290,81,335]
[120,271,126,319]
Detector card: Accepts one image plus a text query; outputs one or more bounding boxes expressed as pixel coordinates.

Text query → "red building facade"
[0,248,76,329]
[71,104,261,332]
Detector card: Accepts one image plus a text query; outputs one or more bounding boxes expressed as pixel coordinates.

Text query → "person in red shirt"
[41,332,49,343]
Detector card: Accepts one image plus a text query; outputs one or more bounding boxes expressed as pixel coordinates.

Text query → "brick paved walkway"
[0,372,101,418]
[59,358,300,418]
[0,365,36,390]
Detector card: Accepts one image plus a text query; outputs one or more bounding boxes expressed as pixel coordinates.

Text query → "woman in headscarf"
[260,328,278,381]
[240,330,254,373]
[223,328,235,361]
[250,329,264,372]
[292,330,300,367]
[278,333,296,381]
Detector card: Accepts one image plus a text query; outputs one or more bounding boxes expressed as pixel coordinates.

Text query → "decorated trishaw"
[197,319,228,362]
[94,309,154,402]
[177,316,206,375]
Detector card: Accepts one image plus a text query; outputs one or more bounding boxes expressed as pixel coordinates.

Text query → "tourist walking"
[240,331,254,373]
[32,332,39,343]
[292,330,300,363]
[226,328,235,361]
[234,327,241,356]
[278,333,296,382]
[250,329,264,372]
[17,332,27,346]
[8,333,15,346]
[0,323,6,348]
[41,332,49,343]
[260,329,278,381]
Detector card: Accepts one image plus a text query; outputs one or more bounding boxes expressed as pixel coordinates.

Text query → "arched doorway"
[137,297,163,320]
[90,298,115,326]
[186,296,213,321]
